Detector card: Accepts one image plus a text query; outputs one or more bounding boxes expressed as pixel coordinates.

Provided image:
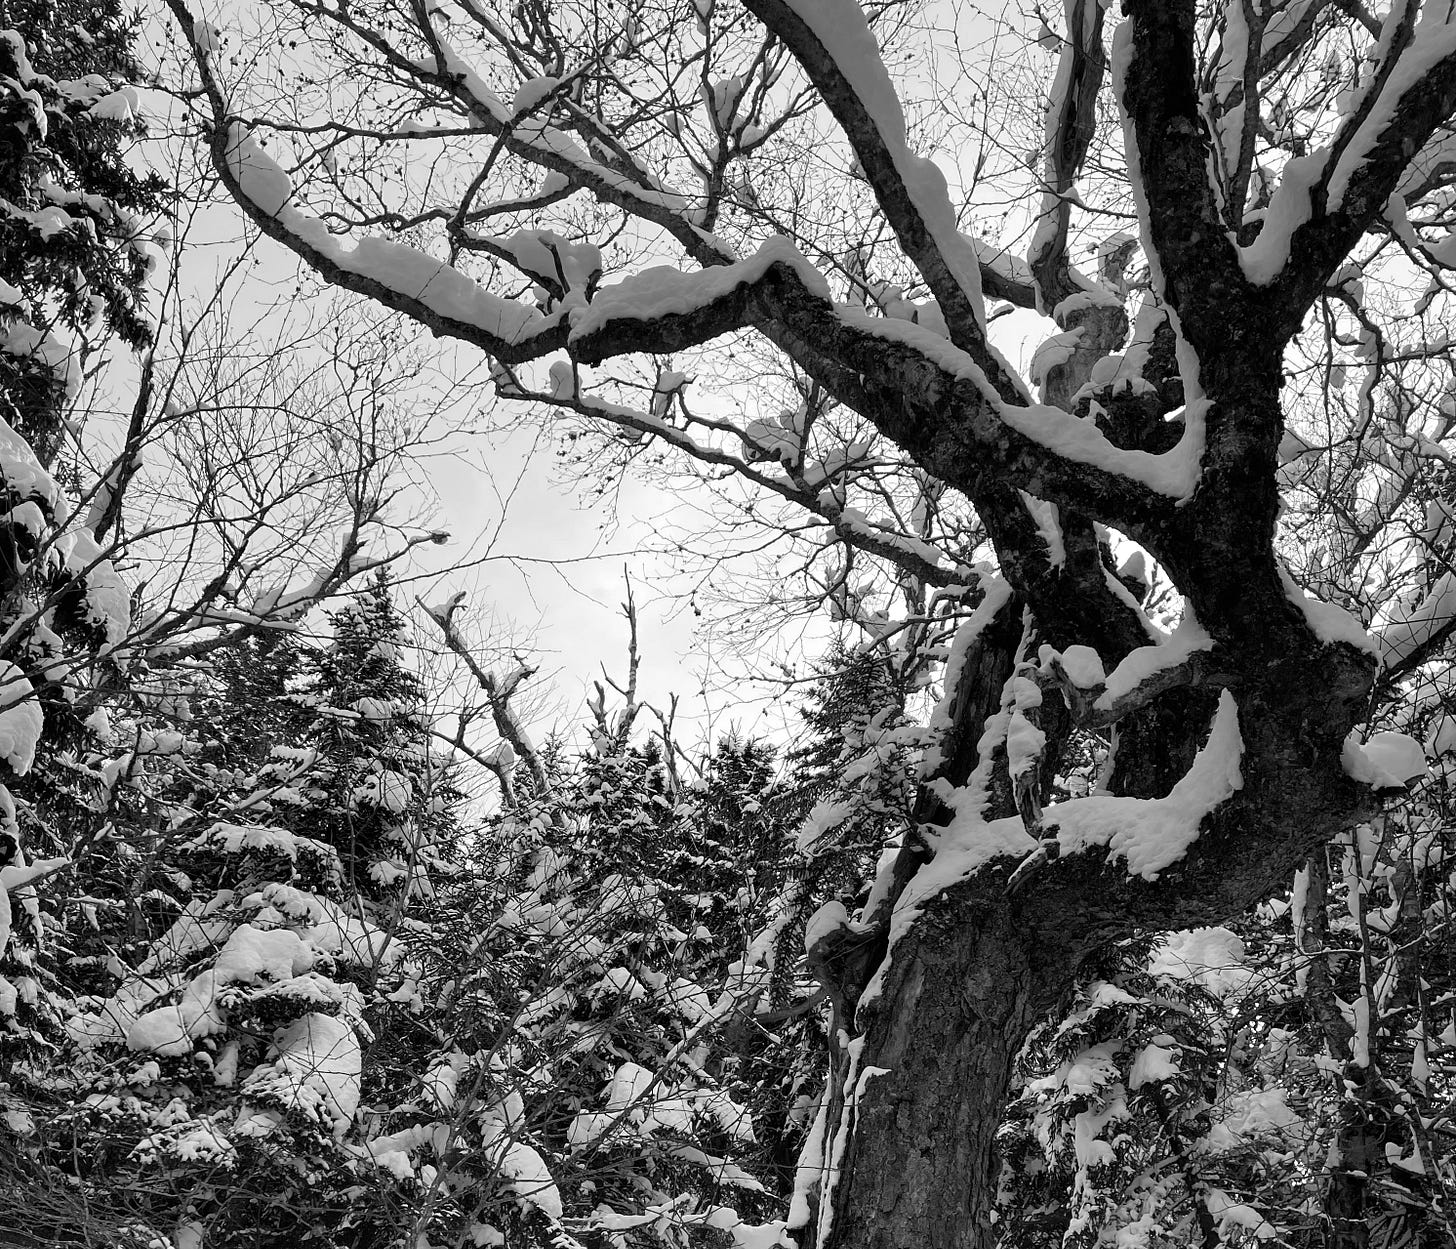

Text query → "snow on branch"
[409,18,710,236]
[1375,570,1456,676]
[0,853,69,957]
[424,593,551,799]
[741,0,1004,358]
[1028,0,1113,313]
[567,242,1193,527]
[172,0,737,274]
[169,4,1215,539]
[917,685,1245,920]
[1034,611,1219,728]
[0,660,43,776]
[568,236,830,361]
[0,414,63,520]
[1046,689,1243,879]
[1242,9,1456,301]
[1321,8,1456,215]
[210,123,566,365]
[1278,565,1376,655]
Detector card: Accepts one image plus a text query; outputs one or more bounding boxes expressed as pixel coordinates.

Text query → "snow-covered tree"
[0,0,164,462]
[294,572,462,903]
[39,576,473,1249]
[0,16,163,1224]
[393,598,812,1245]
[134,0,1456,1242]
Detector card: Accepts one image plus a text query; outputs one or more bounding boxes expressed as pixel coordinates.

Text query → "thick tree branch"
[1029,0,1109,313]
[571,245,1183,539]
[1117,0,1248,351]
[1277,28,1456,325]
[741,0,1030,382]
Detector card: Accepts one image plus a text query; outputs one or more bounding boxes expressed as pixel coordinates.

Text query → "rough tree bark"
[829,886,1074,1249]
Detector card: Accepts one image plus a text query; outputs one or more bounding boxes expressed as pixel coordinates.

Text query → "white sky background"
[119,0,1054,762]
[398,308,1047,757]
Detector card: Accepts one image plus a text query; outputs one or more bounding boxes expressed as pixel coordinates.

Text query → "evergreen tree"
[387,712,798,1246]
[784,643,920,909]
[0,9,166,1236]
[686,734,788,959]
[19,576,469,1249]
[296,571,460,904]
[0,0,165,462]
[0,0,165,870]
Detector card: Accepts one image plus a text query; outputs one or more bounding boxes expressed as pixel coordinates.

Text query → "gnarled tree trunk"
[823,884,1075,1249]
